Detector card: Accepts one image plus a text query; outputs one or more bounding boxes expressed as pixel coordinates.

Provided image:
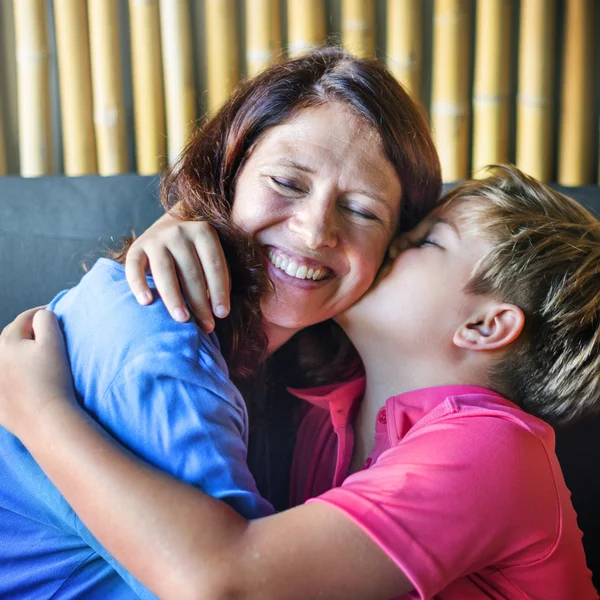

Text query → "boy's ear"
[453,303,525,351]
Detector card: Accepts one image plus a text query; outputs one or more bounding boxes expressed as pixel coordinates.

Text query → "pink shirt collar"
[288,375,516,502]
[291,375,508,438]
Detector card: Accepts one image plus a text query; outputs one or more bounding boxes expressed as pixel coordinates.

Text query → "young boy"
[0,166,597,599]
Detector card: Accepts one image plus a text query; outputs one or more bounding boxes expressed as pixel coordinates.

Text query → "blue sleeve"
[75,351,274,597]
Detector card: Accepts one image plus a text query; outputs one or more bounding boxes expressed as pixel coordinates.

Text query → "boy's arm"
[0,310,413,600]
[25,399,413,600]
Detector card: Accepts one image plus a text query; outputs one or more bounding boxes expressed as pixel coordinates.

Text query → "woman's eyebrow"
[274,159,316,173]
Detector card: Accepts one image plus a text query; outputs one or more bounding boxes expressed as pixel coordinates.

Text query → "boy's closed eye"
[416,234,442,248]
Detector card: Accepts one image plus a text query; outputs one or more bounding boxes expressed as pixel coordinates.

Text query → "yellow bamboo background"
[431,0,471,182]
[12,0,53,176]
[160,0,196,163]
[386,0,422,101]
[88,0,127,174]
[516,0,556,182]
[0,95,5,176]
[471,0,510,176]
[0,1,598,184]
[246,0,281,76]
[558,0,594,186]
[342,0,375,58]
[287,0,325,58]
[129,0,166,174]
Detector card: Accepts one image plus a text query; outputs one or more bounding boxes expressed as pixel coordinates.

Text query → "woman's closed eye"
[270,177,306,195]
[342,204,379,221]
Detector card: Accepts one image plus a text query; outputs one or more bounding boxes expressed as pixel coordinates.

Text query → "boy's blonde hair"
[444,165,600,425]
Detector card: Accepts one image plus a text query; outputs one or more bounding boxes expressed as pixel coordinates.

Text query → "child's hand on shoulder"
[0,308,76,440]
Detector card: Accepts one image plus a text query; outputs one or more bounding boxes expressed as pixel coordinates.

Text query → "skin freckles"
[230,103,402,351]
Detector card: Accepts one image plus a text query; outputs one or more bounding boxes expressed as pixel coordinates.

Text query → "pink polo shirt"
[290,377,597,599]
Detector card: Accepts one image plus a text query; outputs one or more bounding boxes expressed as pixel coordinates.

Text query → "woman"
[0,48,441,599]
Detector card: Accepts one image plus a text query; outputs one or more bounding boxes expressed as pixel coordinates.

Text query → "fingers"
[169,239,213,332]
[193,226,231,319]
[144,248,191,323]
[31,309,67,355]
[1,306,46,341]
[125,247,154,306]
[124,218,231,329]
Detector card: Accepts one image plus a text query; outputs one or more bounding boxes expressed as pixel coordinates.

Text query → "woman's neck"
[264,323,300,355]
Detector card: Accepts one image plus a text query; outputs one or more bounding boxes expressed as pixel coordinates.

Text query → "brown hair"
[118,48,442,383]
[444,165,600,425]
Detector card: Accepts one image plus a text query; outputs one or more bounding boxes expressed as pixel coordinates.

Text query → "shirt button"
[378,409,387,425]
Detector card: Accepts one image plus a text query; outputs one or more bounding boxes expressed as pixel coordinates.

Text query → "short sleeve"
[75,351,274,597]
[309,416,559,599]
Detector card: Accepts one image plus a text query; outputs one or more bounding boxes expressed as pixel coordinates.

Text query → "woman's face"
[231,103,402,344]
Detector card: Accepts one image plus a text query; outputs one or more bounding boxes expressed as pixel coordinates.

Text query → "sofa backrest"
[0,175,163,326]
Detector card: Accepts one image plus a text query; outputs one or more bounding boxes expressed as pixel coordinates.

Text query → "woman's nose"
[288,197,339,250]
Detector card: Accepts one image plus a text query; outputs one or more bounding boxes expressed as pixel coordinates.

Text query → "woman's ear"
[453,303,525,351]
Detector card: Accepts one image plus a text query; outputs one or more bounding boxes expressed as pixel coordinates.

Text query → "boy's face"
[340,201,492,352]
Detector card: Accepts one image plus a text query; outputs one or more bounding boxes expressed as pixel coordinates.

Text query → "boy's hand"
[0,308,77,440]
[125,213,231,332]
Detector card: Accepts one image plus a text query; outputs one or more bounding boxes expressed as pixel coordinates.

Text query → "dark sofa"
[0,175,599,587]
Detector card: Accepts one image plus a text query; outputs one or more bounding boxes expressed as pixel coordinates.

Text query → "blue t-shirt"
[0,258,273,599]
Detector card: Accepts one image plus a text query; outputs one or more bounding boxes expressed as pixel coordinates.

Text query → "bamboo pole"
[0,97,6,175]
[88,0,127,175]
[386,0,422,100]
[205,0,238,113]
[129,0,166,174]
[246,0,281,76]
[342,0,375,58]
[160,0,196,163]
[558,0,594,185]
[431,0,470,182]
[287,0,325,58]
[53,0,97,175]
[516,0,556,182]
[471,0,510,176]
[13,0,52,176]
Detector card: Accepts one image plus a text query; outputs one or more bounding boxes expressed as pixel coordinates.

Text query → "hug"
[0,49,598,600]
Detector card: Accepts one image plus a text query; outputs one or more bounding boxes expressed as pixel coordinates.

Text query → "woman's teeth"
[267,250,327,281]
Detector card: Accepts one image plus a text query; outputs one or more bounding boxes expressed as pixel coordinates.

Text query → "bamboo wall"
[0,0,598,183]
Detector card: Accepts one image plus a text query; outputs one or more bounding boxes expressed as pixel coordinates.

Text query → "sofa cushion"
[0,175,163,327]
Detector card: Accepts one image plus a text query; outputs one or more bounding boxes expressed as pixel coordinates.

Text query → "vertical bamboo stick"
[129,0,165,174]
[287,0,325,58]
[246,0,281,76]
[88,0,127,175]
[431,0,470,182]
[13,0,52,176]
[386,0,422,100]
[205,0,238,113]
[342,0,375,58]
[160,0,196,164]
[558,0,594,185]
[471,0,510,176]
[53,0,97,175]
[516,0,556,182]
[0,97,6,175]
